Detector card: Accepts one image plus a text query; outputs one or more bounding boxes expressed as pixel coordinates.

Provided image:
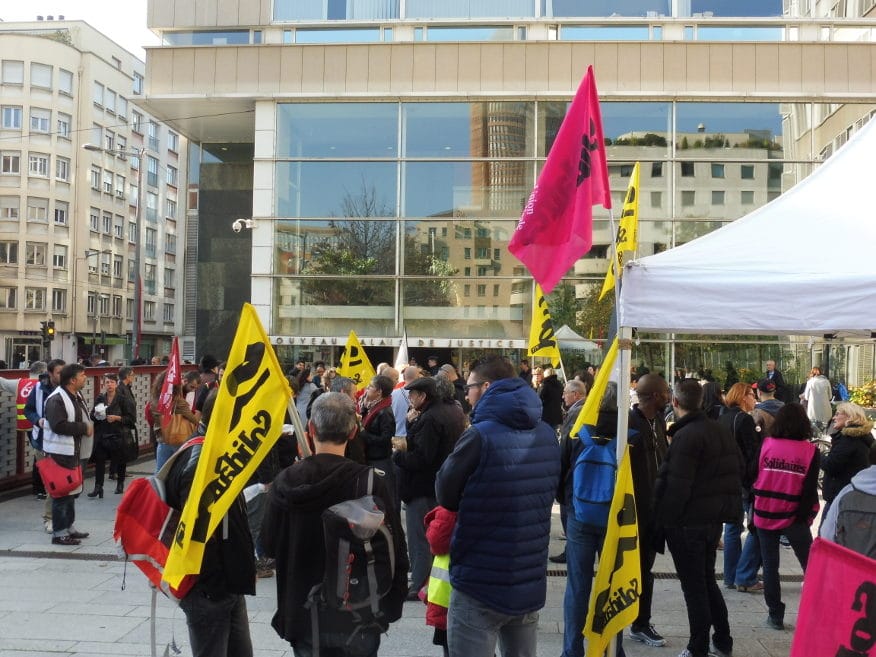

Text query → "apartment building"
[141,0,876,380]
[0,18,187,366]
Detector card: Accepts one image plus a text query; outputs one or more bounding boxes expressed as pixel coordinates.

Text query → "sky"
[1,0,159,60]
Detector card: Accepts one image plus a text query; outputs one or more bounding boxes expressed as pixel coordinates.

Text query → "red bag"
[36,457,83,498]
[113,436,204,602]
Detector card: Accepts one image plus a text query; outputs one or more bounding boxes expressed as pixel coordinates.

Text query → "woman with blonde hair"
[822,402,875,509]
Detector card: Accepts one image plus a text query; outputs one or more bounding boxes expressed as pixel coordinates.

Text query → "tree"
[577,283,613,341]
[546,282,581,334]
[724,361,739,389]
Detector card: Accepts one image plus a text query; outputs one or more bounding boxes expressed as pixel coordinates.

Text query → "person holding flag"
[150,338,200,471]
[653,380,741,657]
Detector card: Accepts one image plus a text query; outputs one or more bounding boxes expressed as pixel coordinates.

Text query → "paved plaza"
[0,458,803,657]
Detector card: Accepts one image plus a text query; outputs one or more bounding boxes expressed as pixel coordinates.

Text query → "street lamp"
[83,143,145,361]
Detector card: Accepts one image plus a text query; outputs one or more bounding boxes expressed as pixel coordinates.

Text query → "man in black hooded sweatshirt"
[262,392,408,657]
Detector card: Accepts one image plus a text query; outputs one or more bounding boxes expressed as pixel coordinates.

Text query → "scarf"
[363,396,392,430]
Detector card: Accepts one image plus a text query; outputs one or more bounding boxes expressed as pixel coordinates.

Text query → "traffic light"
[46,321,55,341]
[39,321,48,342]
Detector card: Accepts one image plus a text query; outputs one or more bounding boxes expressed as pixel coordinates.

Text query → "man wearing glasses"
[436,356,559,657]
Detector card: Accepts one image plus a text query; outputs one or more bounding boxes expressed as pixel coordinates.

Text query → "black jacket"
[654,411,742,528]
[539,375,564,427]
[261,454,408,645]
[627,406,669,534]
[359,405,395,462]
[393,398,466,503]
[823,422,875,503]
[718,405,760,491]
[165,439,256,598]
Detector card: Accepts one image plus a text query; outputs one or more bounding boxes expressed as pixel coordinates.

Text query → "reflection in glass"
[277,103,398,158]
[696,27,783,41]
[406,0,534,19]
[676,102,782,149]
[276,162,397,218]
[404,102,534,158]
[425,26,516,41]
[275,219,397,276]
[402,218,517,275]
[295,28,382,43]
[674,220,727,245]
[163,31,250,46]
[689,0,782,17]
[404,162,533,218]
[544,0,669,16]
[560,26,651,41]
[274,0,399,20]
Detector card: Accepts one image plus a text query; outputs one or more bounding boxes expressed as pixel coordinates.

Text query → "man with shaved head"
[626,373,672,648]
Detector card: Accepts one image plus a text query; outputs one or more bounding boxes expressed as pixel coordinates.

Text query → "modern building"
[141,1,876,382]
[0,18,188,366]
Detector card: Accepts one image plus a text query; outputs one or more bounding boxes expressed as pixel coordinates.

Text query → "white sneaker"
[44,520,52,534]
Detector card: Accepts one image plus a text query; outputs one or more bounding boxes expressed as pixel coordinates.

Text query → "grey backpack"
[835,484,876,559]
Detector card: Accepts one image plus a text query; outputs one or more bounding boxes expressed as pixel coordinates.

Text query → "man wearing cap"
[393,376,464,600]
[436,356,559,656]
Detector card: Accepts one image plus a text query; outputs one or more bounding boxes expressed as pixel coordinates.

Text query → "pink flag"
[156,336,181,423]
[508,65,611,294]
[790,538,876,657]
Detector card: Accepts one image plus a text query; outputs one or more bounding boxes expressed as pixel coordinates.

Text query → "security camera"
[232,218,255,233]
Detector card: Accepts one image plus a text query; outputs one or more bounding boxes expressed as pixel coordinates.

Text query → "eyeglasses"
[465,382,486,391]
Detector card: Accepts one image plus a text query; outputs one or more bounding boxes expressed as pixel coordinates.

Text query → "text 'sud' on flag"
[584,446,641,657]
[599,161,640,301]
[338,330,376,391]
[528,283,561,368]
[508,64,611,295]
[162,303,291,588]
[790,537,876,657]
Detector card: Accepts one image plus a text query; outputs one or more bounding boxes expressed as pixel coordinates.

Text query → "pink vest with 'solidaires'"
[752,437,818,531]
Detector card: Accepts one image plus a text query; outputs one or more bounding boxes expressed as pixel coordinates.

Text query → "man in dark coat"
[262,392,408,656]
[654,379,742,657]
[764,359,788,403]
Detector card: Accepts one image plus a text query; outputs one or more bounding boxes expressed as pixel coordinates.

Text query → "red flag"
[508,65,611,294]
[156,337,181,423]
[790,538,876,657]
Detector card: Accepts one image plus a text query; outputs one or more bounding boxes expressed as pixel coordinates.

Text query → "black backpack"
[835,484,876,559]
[305,469,396,655]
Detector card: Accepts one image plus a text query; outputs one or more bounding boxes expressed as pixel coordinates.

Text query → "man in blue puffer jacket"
[436,355,560,657]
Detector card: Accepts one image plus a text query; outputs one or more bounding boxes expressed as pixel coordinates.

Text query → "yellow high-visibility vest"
[427,554,451,608]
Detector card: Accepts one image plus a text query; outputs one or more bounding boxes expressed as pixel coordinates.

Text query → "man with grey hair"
[263,392,409,656]
[330,375,357,399]
[328,376,365,462]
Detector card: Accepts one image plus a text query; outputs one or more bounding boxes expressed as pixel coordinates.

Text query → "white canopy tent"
[618,117,876,337]
[555,324,601,353]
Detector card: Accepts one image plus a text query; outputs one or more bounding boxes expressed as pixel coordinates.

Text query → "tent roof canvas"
[619,117,876,336]
[555,324,601,351]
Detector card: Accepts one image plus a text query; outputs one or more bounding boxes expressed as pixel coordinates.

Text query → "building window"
[30,62,52,88]
[0,197,19,220]
[25,242,47,266]
[163,303,174,323]
[117,97,127,120]
[112,295,122,317]
[166,165,178,187]
[28,154,49,177]
[58,69,73,95]
[53,201,68,225]
[87,292,96,315]
[1,106,22,129]
[651,161,663,178]
[0,241,18,264]
[113,255,123,277]
[100,253,111,276]
[126,298,133,320]
[146,192,158,223]
[93,81,104,106]
[166,199,177,219]
[25,288,47,310]
[52,289,67,313]
[90,166,101,190]
[145,228,157,258]
[132,111,143,133]
[128,221,137,244]
[104,129,115,151]
[143,301,156,321]
[464,247,471,259]
[681,162,695,177]
[0,287,16,309]
[1,61,24,84]
[99,293,110,315]
[105,89,116,114]
[741,190,755,205]
[56,113,71,138]
[711,163,725,178]
[164,267,175,288]
[165,234,177,255]
[146,156,159,187]
[463,284,470,297]
[116,135,127,156]
[650,191,662,208]
[167,131,179,152]
[712,190,725,205]
[102,212,113,234]
[89,207,100,232]
[147,122,160,151]
[1,152,21,174]
[133,72,144,95]
[91,123,102,145]
[27,198,48,222]
[115,174,126,199]
[103,170,114,194]
[113,215,124,239]
[681,190,695,207]
[477,284,486,297]
[30,108,51,133]
[741,164,755,179]
[477,266,489,276]
[52,244,67,269]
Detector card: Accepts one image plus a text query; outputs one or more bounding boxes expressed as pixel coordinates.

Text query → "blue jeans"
[723,494,762,587]
[179,588,253,657]
[52,494,75,536]
[447,588,539,657]
[155,442,179,472]
[756,522,812,623]
[562,517,624,657]
[404,496,436,591]
[665,524,732,657]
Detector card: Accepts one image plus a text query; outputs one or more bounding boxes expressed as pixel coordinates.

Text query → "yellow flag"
[599,162,640,301]
[337,330,376,391]
[584,446,641,657]
[528,283,561,368]
[569,337,618,438]
[162,303,291,588]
